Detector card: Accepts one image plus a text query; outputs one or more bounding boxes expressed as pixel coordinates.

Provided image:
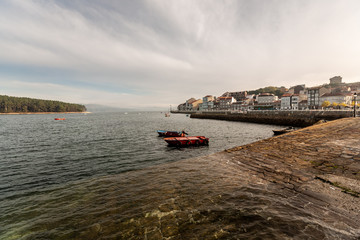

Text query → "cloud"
[0,79,178,109]
[1,0,360,108]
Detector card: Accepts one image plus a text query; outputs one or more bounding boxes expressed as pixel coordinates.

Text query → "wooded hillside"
[0,95,86,113]
[248,86,286,98]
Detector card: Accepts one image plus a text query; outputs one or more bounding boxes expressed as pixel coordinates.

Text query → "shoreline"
[0,111,91,115]
[112,117,360,238]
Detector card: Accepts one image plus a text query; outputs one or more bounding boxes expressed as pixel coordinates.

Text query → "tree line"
[248,86,286,98]
[0,95,86,113]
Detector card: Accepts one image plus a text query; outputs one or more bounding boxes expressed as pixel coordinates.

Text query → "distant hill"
[248,86,287,98]
[0,95,86,113]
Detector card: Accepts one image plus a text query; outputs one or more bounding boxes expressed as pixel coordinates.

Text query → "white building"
[280,93,305,110]
[257,93,278,104]
[320,92,353,105]
[281,93,292,110]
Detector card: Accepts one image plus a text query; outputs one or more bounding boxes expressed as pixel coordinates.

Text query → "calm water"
[0,112,286,239]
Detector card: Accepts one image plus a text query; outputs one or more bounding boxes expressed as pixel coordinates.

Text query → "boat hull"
[273,127,294,135]
[164,136,209,147]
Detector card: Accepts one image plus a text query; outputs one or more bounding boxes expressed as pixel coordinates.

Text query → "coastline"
[111,117,360,239]
[0,111,91,115]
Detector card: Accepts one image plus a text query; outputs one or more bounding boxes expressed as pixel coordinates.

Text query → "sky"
[1,0,360,110]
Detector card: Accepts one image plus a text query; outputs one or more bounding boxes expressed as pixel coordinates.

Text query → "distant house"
[177,103,186,111]
[221,91,247,101]
[331,85,351,94]
[201,95,215,110]
[281,93,306,110]
[299,100,308,110]
[218,97,236,110]
[307,86,331,109]
[185,98,197,110]
[257,93,278,104]
[291,94,300,110]
[350,86,360,94]
[288,84,306,95]
[231,102,241,111]
[191,99,203,111]
[281,93,292,110]
[320,92,353,106]
[273,100,281,110]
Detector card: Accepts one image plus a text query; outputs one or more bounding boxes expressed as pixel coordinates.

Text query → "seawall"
[187,110,355,127]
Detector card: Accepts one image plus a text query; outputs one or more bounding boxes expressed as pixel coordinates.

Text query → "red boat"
[54,118,66,120]
[164,136,209,147]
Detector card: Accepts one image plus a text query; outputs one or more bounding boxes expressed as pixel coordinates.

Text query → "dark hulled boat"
[157,130,187,137]
[273,127,294,135]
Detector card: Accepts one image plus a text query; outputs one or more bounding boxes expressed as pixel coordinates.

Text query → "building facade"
[257,93,278,104]
[307,87,331,109]
[185,98,197,110]
[221,91,247,101]
[200,95,215,110]
[320,92,353,106]
[280,93,292,110]
[218,97,236,110]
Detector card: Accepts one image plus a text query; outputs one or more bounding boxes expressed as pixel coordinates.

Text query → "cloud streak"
[1,0,360,108]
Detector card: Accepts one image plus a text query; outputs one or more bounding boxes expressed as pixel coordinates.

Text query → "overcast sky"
[1,0,360,109]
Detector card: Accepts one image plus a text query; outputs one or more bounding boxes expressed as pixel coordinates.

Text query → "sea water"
[0,112,282,239]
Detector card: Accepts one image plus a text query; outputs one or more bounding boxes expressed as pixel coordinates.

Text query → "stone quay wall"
[184,110,356,127]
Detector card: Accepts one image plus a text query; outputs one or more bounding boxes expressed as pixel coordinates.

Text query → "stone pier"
[187,110,356,127]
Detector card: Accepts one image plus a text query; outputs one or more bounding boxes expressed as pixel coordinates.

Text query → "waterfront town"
[177,76,360,112]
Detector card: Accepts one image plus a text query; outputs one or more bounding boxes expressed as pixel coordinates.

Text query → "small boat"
[54,118,66,120]
[164,136,209,147]
[165,105,171,117]
[273,127,294,135]
[157,130,187,137]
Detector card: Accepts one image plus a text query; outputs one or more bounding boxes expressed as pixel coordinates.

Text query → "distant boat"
[54,118,66,120]
[124,112,128,115]
[165,105,171,117]
[157,130,187,137]
[273,127,294,135]
[164,136,209,147]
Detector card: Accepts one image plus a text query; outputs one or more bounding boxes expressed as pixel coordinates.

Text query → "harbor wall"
[181,110,356,127]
